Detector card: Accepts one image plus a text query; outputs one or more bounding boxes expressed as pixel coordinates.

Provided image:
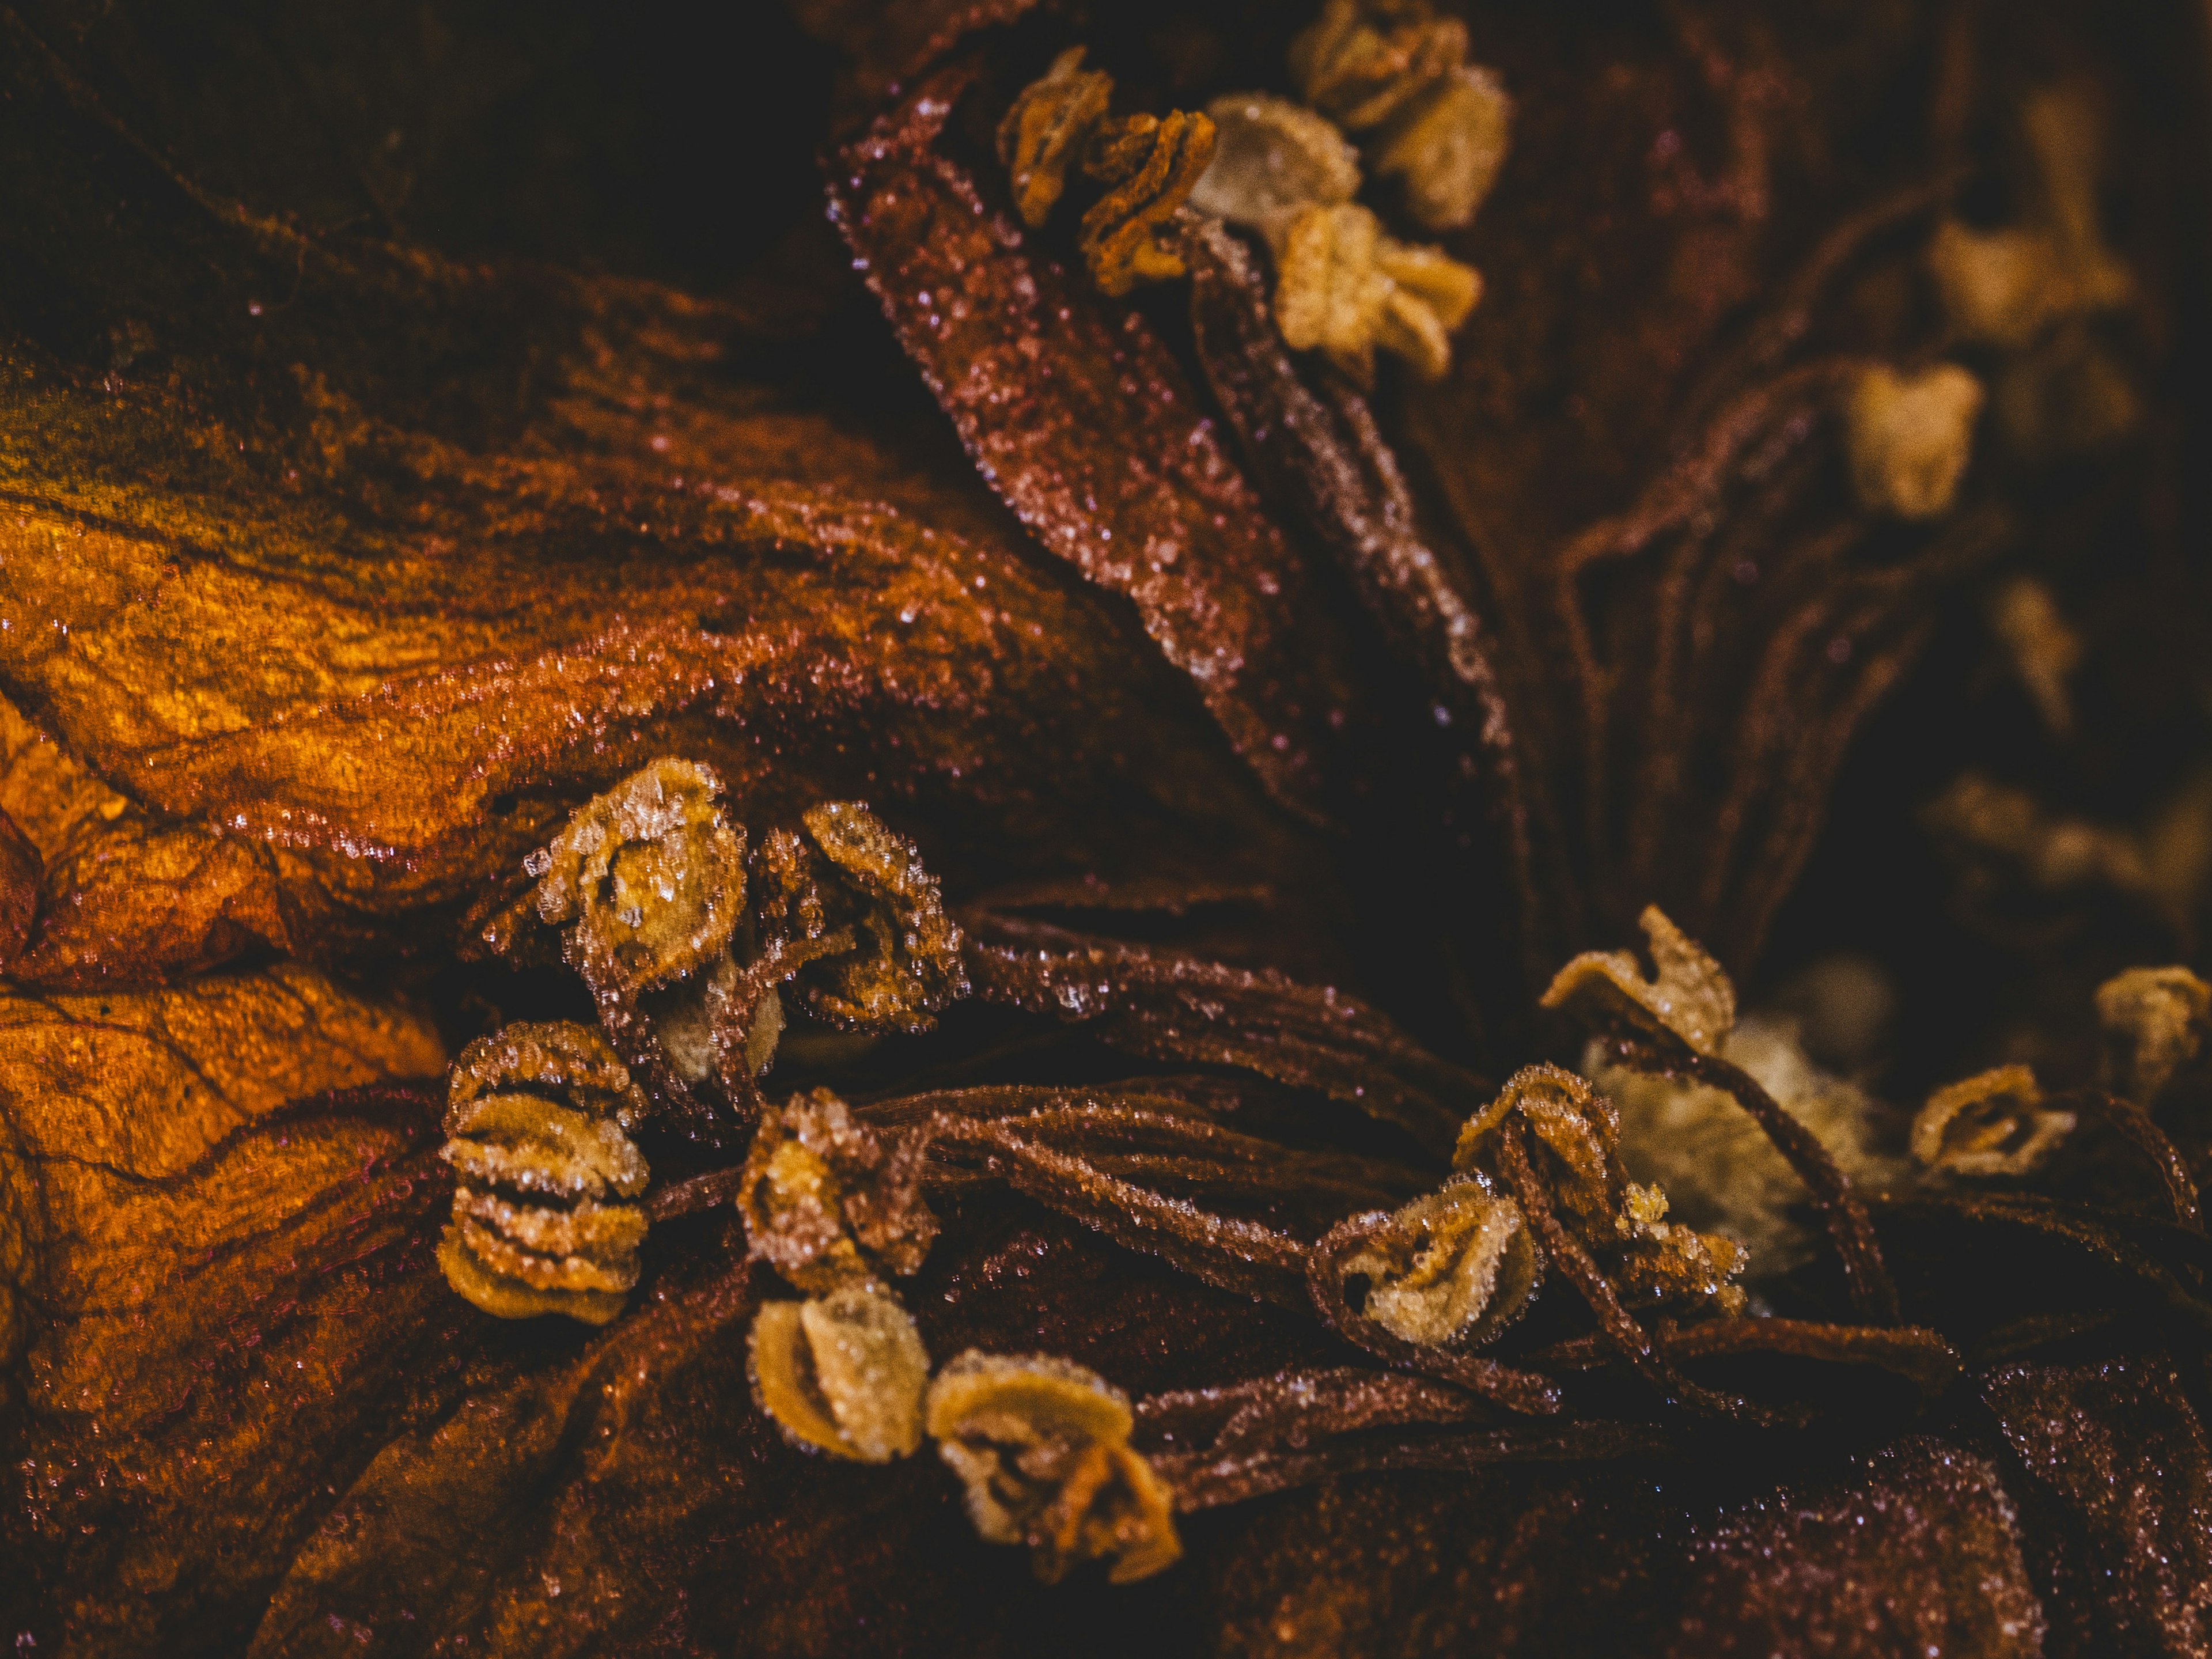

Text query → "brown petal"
[829,75,1366,823]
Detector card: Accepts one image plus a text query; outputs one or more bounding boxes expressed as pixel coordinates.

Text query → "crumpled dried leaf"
[1846,363,1984,521]
[532,758,745,996]
[1541,904,1736,1056]
[1077,109,1218,297]
[1188,92,1361,248]
[1339,1174,1536,1348]
[830,75,1367,822]
[997,45,1113,229]
[738,1086,937,1294]
[749,1283,929,1462]
[1912,1065,2075,1177]
[753,801,968,1033]
[440,1022,652,1326]
[2096,966,2211,1105]
[925,1349,1182,1584]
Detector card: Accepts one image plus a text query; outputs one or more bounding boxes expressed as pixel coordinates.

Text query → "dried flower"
[753,802,968,1033]
[737,1087,937,1295]
[2096,966,2211,1105]
[532,758,746,995]
[925,1350,1182,1584]
[438,1022,652,1325]
[1369,63,1512,232]
[1987,575,2084,738]
[1338,1173,1537,1347]
[749,1283,930,1463]
[1188,92,1362,248]
[1290,0,1467,133]
[1846,363,1984,521]
[997,46,1115,229]
[1078,110,1218,297]
[1912,1065,2076,1177]
[1275,202,1480,381]
[1541,904,1736,1056]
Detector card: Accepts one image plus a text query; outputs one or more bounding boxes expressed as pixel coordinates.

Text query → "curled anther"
[737,1086,937,1295]
[1275,202,1480,382]
[752,803,968,1035]
[1337,1173,1539,1348]
[532,758,746,997]
[749,1283,930,1463]
[997,46,1115,229]
[1846,363,1985,521]
[1078,110,1218,297]
[925,1350,1182,1584]
[1912,1065,2075,1177]
[1290,0,1467,132]
[1189,92,1361,248]
[438,1021,651,1327]
[1370,63,1512,231]
[2096,965,2211,1105]
[1541,904,1736,1056]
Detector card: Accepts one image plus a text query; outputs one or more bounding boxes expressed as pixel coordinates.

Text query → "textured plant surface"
[5,0,2212,1653]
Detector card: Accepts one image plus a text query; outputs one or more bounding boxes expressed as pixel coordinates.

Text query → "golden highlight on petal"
[1540,905,1737,1056]
[1912,1065,2076,1177]
[926,1350,1183,1584]
[749,1285,930,1463]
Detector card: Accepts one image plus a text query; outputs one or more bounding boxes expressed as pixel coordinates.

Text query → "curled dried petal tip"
[1847,363,1984,521]
[750,1284,930,1463]
[2096,965,2211,1104]
[440,1021,652,1325]
[926,1350,1182,1584]
[1540,905,1737,1056]
[1340,1173,1539,1347]
[1912,1064,2075,1177]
